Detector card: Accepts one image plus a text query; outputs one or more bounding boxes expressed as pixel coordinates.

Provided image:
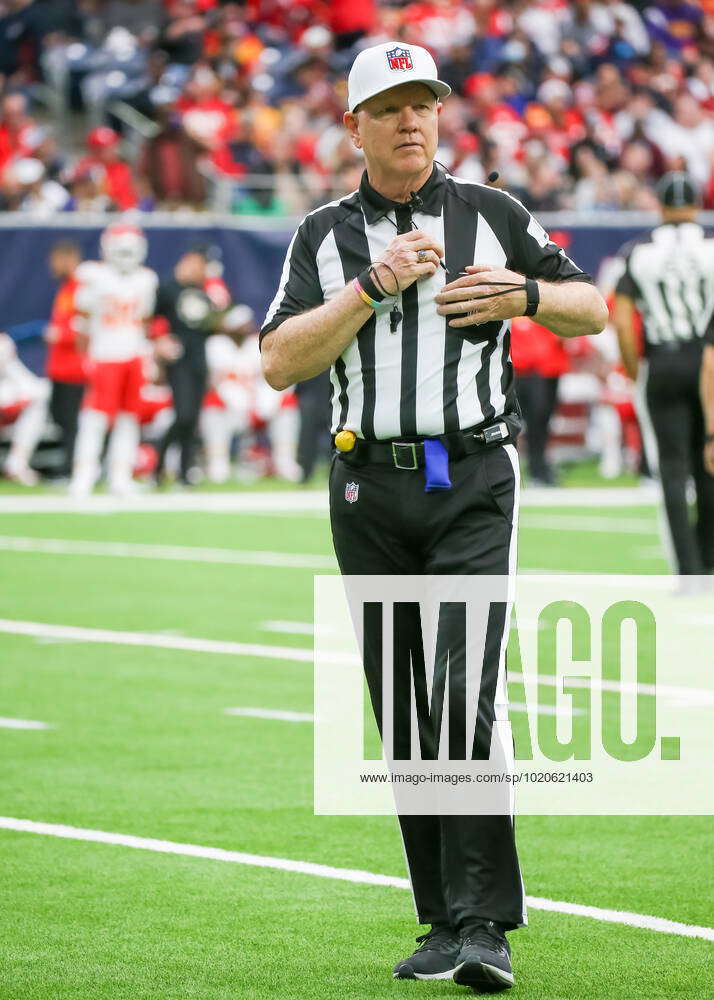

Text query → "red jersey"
[46,276,87,384]
[74,155,138,210]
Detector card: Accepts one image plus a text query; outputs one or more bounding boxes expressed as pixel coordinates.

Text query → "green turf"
[1,494,711,998]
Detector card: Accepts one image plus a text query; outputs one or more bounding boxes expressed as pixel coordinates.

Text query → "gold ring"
[417,249,428,263]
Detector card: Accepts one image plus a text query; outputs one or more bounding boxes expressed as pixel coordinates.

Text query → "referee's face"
[345,82,441,192]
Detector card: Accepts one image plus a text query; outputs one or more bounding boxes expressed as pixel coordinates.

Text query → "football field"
[1,483,712,1000]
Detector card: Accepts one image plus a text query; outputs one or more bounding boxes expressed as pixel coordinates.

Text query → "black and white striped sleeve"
[614,242,639,299]
[506,196,593,284]
[259,222,324,344]
[704,310,714,345]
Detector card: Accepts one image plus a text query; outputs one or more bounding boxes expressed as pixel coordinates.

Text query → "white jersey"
[75,261,158,362]
[0,334,45,408]
[206,333,284,421]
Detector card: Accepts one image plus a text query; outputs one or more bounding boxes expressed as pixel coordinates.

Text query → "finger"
[440,273,482,292]
[394,231,445,254]
[437,298,480,315]
[412,249,441,267]
[448,311,489,328]
[401,237,445,257]
[436,285,490,304]
[412,262,439,279]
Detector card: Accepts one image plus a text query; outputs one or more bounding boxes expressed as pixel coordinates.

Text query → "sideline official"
[614,173,714,579]
[154,248,216,485]
[260,42,606,992]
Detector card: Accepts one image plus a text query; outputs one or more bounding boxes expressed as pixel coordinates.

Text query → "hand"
[705,439,714,477]
[154,334,183,362]
[374,229,444,294]
[435,264,528,328]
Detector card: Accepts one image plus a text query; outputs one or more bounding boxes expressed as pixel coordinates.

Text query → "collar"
[359,163,446,225]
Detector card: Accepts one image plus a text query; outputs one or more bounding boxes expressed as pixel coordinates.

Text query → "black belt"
[335,419,516,470]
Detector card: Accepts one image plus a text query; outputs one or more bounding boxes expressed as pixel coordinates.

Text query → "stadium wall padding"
[0,219,652,374]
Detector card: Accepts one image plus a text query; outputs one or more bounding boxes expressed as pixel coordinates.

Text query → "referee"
[260,42,606,992]
[613,172,714,580]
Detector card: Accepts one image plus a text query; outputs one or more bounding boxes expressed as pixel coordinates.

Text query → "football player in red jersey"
[45,241,88,478]
[69,224,158,497]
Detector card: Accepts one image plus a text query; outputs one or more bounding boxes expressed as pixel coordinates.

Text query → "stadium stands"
[0,0,712,215]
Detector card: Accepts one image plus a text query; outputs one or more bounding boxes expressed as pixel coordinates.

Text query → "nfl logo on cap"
[386,46,413,72]
[345,482,359,503]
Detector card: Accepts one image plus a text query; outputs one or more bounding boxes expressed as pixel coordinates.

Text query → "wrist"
[352,275,382,310]
[523,277,540,317]
[371,260,398,296]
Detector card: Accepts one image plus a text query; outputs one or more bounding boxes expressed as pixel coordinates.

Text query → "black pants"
[49,380,85,477]
[158,358,207,481]
[329,445,525,931]
[516,374,559,483]
[296,371,331,481]
[644,344,714,575]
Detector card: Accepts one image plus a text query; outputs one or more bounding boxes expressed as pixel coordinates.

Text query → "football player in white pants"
[201,311,301,483]
[70,224,159,497]
[0,333,50,485]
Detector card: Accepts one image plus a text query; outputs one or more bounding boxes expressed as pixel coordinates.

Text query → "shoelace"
[415,925,457,952]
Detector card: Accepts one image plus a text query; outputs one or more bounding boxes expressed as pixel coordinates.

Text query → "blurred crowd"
[0,0,713,215]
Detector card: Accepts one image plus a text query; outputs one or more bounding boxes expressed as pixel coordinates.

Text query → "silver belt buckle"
[392,442,418,470]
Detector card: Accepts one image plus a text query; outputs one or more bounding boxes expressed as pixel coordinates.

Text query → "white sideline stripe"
[520,514,657,535]
[509,702,584,717]
[0,536,336,571]
[0,619,314,663]
[0,485,659,515]
[3,619,712,705]
[223,704,578,722]
[0,717,51,730]
[261,620,315,635]
[224,707,313,723]
[507,671,714,708]
[0,817,711,942]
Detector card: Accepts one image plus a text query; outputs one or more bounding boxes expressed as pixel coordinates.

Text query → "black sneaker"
[453,920,514,992]
[393,923,461,980]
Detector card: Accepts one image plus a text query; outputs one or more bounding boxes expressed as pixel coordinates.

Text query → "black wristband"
[706,433,714,443]
[358,267,386,304]
[523,277,540,317]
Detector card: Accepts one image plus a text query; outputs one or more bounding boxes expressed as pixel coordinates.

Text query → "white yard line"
[224,707,314,723]
[0,816,710,942]
[260,620,316,635]
[0,485,659,515]
[0,717,51,730]
[0,536,336,571]
[224,704,580,722]
[3,619,712,706]
[520,514,657,535]
[0,619,314,663]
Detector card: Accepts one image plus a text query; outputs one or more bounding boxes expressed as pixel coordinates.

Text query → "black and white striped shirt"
[615,222,714,351]
[261,165,592,439]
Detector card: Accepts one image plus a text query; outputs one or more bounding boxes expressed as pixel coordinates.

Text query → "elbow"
[262,358,291,392]
[584,291,609,336]
[260,334,291,392]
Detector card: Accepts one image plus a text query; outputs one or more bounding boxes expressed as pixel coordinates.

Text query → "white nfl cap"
[347,42,451,113]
